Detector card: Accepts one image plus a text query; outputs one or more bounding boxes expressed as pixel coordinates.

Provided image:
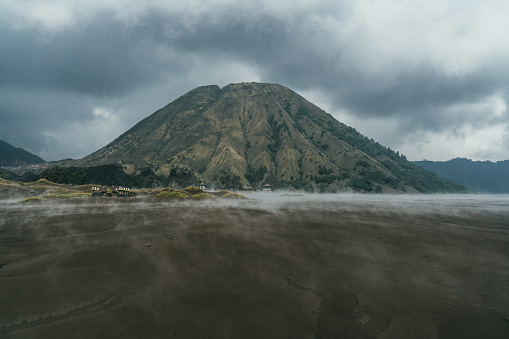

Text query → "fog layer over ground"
[1,195,509,338]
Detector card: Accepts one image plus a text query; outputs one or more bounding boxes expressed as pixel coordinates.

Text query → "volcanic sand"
[1,195,508,338]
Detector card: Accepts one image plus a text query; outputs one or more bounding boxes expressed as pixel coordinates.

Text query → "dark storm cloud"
[142,8,508,125]
[0,17,176,97]
[0,10,198,159]
[0,87,92,157]
[152,5,509,161]
[329,67,505,129]
[1,1,508,161]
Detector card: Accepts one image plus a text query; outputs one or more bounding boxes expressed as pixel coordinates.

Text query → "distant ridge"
[0,139,45,166]
[415,158,509,193]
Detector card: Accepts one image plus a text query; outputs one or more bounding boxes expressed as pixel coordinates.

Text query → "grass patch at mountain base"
[156,190,189,199]
[152,188,173,196]
[220,192,248,200]
[184,186,203,193]
[20,197,42,203]
[191,193,214,200]
[46,193,91,199]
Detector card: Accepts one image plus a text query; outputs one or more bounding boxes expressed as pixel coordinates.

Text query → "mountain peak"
[75,84,465,192]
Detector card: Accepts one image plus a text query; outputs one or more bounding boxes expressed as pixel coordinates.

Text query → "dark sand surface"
[1,194,508,338]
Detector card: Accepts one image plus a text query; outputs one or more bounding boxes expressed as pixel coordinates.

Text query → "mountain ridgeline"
[415,158,509,193]
[76,83,465,192]
[0,139,45,166]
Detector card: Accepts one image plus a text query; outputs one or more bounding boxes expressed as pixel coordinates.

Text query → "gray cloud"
[0,19,176,96]
[0,1,508,161]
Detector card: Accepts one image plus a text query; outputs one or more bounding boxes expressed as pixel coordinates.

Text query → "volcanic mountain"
[76,83,464,192]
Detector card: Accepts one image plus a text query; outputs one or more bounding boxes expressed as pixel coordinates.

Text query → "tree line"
[39,166,87,185]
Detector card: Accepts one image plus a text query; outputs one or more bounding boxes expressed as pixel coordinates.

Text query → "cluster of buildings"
[91,182,272,197]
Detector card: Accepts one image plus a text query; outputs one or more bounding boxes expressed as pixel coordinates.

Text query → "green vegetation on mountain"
[0,168,13,180]
[40,166,70,184]
[60,83,468,192]
[73,167,87,185]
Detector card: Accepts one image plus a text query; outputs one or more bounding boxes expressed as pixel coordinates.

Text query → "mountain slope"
[0,139,45,166]
[415,158,509,193]
[78,83,466,192]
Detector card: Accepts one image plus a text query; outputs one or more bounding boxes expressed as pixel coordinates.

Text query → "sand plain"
[1,194,508,338]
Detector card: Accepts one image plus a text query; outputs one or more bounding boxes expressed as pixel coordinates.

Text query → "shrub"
[217,190,231,196]
[0,168,12,180]
[20,197,42,203]
[220,192,248,200]
[184,186,203,193]
[215,172,242,189]
[318,165,332,175]
[40,166,70,184]
[315,174,336,184]
[32,178,59,186]
[0,178,15,187]
[191,193,214,200]
[356,160,370,168]
[152,187,173,196]
[156,190,189,199]
[73,167,87,185]
[348,178,374,192]
[245,165,267,183]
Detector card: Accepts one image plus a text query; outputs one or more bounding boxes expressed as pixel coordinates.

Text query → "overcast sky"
[1,0,508,162]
